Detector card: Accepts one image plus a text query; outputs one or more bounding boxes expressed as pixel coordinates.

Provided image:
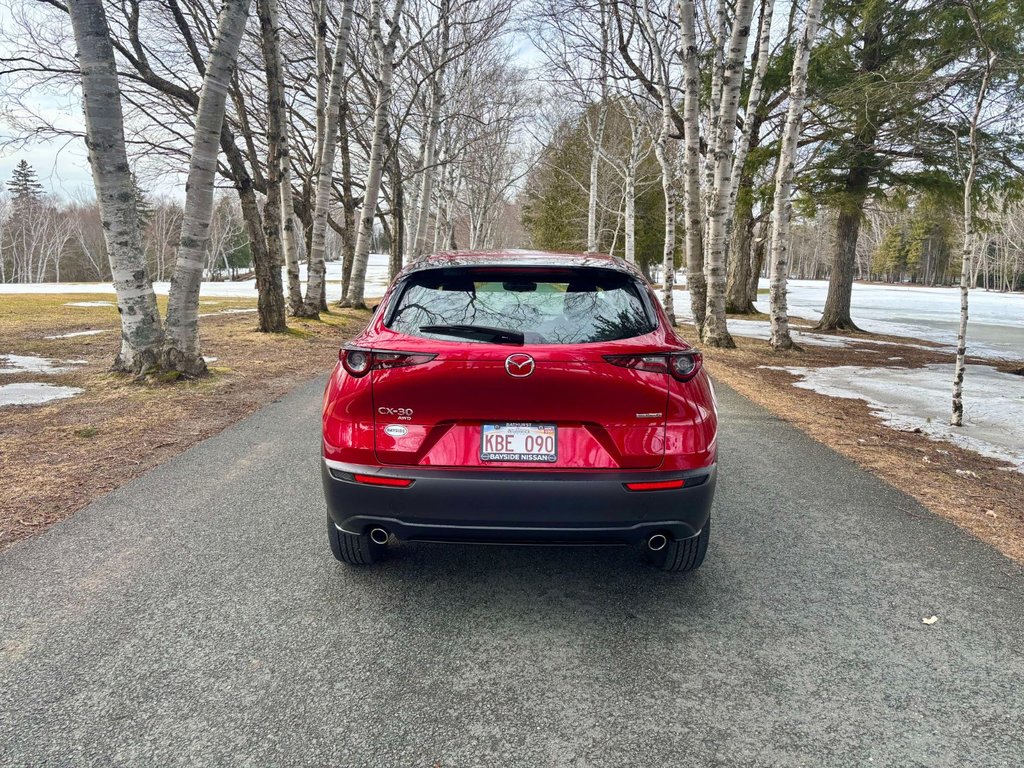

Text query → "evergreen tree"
[131,173,153,229]
[7,160,44,208]
[804,0,1024,328]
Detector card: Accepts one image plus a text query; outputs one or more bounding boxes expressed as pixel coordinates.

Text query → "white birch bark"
[67,0,163,373]
[411,4,450,261]
[587,4,611,252]
[345,0,406,309]
[587,105,608,252]
[162,0,250,376]
[677,0,706,333]
[768,0,824,350]
[727,0,776,226]
[952,13,995,427]
[257,0,301,318]
[637,0,677,324]
[701,0,757,348]
[300,0,356,315]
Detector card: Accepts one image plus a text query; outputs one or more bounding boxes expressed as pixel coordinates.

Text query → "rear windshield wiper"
[419,324,525,345]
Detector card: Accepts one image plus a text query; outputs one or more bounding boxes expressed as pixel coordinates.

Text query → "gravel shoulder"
[1,377,1022,766]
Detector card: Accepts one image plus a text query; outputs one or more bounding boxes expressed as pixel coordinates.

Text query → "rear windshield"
[385,267,657,344]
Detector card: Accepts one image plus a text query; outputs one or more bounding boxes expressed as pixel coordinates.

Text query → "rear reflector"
[624,479,685,492]
[353,474,414,488]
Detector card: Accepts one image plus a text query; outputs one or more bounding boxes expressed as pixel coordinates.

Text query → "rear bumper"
[321,459,715,545]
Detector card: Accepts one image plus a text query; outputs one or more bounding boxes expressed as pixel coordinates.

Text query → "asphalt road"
[2,378,1023,767]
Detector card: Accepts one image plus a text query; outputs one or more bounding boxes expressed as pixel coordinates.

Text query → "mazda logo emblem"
[505,353,535,378]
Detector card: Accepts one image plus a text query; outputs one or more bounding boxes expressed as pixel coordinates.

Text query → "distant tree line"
[0,161,255,284]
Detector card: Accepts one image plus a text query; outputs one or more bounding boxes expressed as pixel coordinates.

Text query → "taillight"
[604,351,702,382]
[339,346,436,377]
[624,479,686,492]
[353,473,414,488]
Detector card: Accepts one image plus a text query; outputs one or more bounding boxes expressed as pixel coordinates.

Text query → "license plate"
[481,423,557,462]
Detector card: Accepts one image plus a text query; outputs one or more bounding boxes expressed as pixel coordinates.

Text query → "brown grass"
[698,330,1024,565]
[0,293,369,551]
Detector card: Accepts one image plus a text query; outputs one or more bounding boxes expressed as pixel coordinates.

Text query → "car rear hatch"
[367,264,690,470]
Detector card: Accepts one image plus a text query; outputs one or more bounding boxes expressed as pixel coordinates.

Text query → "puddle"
[0,382,84,407]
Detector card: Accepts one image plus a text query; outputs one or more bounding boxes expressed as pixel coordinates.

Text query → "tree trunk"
[389,144,404,283]
[677,0,706,333]
[299,0,355,317]
[258,0,301,315]
[67,0,163,373]
[338,98,356,300]
[747,224,766,305]
[344,0,405,309]
[701,0,756,349]
[952,17,993,427]
[724,0,774,312]
[624,162,636,265]
[587,105,607,252]
[817,203,864,331]
[411,4,449,261]
[162,0,251,376]
[768,0,823,350]
[726,200,756,313]
[255,0,291,331]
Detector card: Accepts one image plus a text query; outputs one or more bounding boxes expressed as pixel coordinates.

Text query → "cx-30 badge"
[505,353,535,378]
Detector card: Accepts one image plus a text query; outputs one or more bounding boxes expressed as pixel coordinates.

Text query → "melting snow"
[765,363,1024,473]
[1,254,393,301]
[64,301,114,307]
[0,354,85,375]
[44,329,107,339]
[0,382,83,407]
[671,279,1023,361]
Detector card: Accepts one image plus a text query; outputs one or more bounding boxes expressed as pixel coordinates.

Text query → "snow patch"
[198,308,259,318]
[0,382,84,407]
[765,363,1024,473]
[64,301,114,307]
[0,354,85,375]
[4,254,393,301]
[44,329,107,339]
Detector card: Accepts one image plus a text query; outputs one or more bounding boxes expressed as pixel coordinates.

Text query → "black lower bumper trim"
[322,461,716,546]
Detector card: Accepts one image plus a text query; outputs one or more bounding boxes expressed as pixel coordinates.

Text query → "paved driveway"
[2,378,1022,766]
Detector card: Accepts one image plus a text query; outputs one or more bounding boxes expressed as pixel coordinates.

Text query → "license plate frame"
[480,422,558,463]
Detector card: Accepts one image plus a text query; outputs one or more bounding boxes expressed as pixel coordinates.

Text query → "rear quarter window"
[386,267,657,344]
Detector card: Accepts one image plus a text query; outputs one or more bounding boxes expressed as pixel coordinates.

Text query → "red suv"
[321,251,717,571]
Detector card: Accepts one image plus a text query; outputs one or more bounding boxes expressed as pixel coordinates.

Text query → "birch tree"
[299,0,356,317]
[952,4,996,427]
[258,0,302,314]
[768,0,824,351]
[677,0,706,331]
[66,0,163,373]
[701,0,757,348]
[344,0,407,310]
[725,0,777,313]
[162,0,252,376]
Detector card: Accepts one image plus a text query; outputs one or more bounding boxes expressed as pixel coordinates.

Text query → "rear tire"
[652,518,710,573]
[328,517,386,565]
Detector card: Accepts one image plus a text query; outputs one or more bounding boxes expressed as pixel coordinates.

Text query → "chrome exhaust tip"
[647,533,668,552]
[369,527,390,545]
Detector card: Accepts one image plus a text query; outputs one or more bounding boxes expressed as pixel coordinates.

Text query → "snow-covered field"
[0,254,393,303]
[766,363,1024,474]
[672,279,1023,361]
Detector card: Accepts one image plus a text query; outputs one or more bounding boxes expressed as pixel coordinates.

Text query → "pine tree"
[7,160,44,208]
[131,173,153,229]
